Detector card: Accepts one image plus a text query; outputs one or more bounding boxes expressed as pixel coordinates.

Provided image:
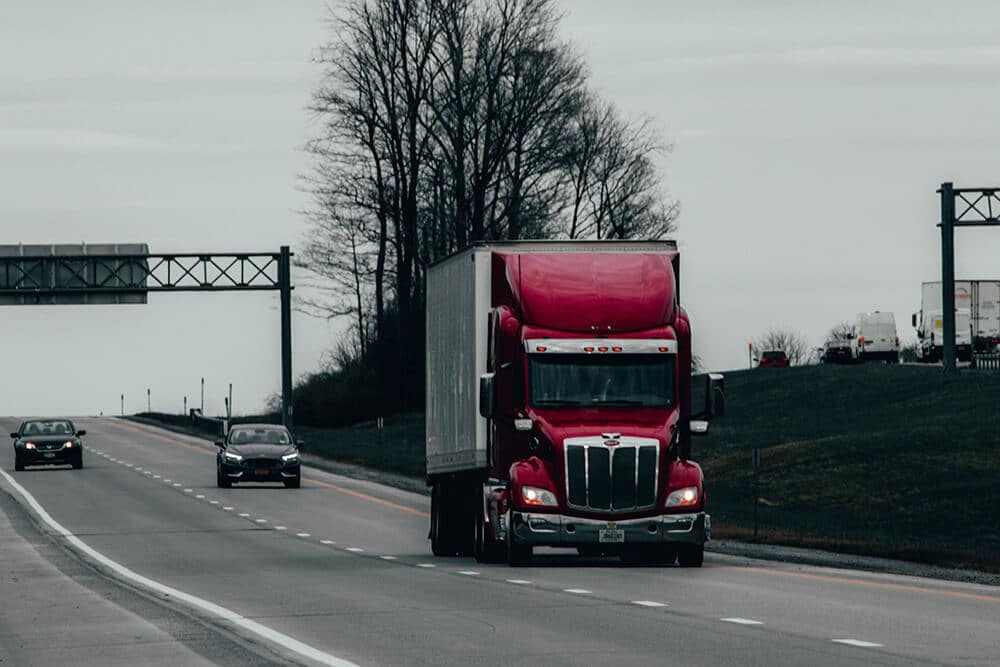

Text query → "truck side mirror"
[705,373,725,419]
[479,372,497,418]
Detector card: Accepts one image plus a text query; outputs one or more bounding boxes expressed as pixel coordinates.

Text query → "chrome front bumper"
[509,511,709,547]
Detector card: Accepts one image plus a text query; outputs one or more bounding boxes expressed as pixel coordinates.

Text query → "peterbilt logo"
[602,432,621,446]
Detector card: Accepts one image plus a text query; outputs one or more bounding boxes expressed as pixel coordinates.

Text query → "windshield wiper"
[533,399,582,406]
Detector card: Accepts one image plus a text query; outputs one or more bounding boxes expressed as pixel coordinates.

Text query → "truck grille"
[564,437,658,513]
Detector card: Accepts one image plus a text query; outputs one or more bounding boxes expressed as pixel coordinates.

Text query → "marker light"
[658,347,669,352]
[521,486,558,507]
[612,347,623,352]
[583,346,595,353]
[535,346,547,352]
[598,346,609,352]
[665,486,700,508]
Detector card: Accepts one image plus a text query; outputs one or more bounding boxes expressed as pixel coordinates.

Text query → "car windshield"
[21,420,74,436]
[228,428,290,445]
[529,354,675,408]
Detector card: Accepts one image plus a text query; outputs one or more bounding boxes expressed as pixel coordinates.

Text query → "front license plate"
[599,528,625,543]
[255,468,269,476]
[43,453,55,458]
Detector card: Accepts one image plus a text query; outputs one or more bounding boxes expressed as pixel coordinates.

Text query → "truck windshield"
[529,354,675,408]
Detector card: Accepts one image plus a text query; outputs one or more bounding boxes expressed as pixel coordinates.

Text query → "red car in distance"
[757,350,789,368]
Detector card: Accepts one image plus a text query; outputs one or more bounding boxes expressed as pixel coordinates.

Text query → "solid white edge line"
[832,639,884,648]
[720,618,764,625]
[564,588,592,594]
[632,600,666,607]
[506,579,531,585]
[0,468,358,667]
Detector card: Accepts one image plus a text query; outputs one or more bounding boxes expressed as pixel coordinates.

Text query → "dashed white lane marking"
[275,526,288,531]
[321,540,336,545]
[564,588,592,594]
[416,563,435,568]
[721,618,764,625]
[163,479,172,483]
[209,500,219,505]
[379,555,395,560]
[196,495,205,499]
[632,600,667,608]
[832,639,884,648]
[0,469,358,667]
[458,571,480,576]
[153,475,161,479]
[184,489,193,493]
[506,579,531,585]
[346,547,364,552]
[255,519,267,523]
[296,532,310,538]
[125,464,133,468]
[109,458,117,462]
[223,506,234,511]
[172,483,182,487]
[238,513,251,518]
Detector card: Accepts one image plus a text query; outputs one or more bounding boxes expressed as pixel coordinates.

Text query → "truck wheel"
[506,513,532,566]
[676,543,704,568]
[474,500,504,563]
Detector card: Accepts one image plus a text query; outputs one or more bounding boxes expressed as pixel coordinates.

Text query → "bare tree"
[827,321,854,340]
[753,327,814,366]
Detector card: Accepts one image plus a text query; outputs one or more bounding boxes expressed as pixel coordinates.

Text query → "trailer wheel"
[676,543,704,568]
[430,484,455,556]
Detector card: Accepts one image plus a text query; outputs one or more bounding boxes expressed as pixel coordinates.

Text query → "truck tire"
[474,499,505,563]
[506,514,532,566]
[676,543,704,568]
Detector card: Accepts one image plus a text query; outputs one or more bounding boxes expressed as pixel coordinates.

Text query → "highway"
[1,417,998,666]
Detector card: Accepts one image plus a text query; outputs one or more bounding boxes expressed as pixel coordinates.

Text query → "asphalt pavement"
[1,416,998,666]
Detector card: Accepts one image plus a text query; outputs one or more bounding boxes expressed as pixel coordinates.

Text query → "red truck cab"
[426,242,724,566]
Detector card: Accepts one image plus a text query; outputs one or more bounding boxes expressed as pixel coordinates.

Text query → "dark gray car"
[216,424,302,488]
[11,419,85,471]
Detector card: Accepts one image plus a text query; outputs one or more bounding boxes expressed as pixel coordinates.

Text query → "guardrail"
[971,353,1000,370]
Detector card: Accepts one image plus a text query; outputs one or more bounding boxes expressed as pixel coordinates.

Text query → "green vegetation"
[703,364,1000,571]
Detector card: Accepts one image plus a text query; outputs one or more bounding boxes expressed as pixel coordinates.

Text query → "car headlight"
[64,441,74,448]
[521,485,558,507]
[281,453,299,462]
[665,486,700,508]
[223,451,243,462]
[24,442,36,450]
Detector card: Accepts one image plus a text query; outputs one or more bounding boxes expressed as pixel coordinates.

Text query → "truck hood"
[528,406,677,446]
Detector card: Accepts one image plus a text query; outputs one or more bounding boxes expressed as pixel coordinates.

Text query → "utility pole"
[183,396,187,416]
[200,377,205,414]
[940,182,957,372]
[120,394,124,417]
[147,387,151,413]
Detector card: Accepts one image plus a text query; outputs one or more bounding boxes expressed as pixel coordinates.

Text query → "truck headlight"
[521,486,557,507]
[665,486,700,508]
[223,451,243,462]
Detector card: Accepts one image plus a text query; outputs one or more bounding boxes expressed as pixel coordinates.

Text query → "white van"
[850,311,899,363]
[915,308,972,362]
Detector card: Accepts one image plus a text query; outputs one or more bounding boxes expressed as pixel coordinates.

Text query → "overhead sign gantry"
[0,244,295,427]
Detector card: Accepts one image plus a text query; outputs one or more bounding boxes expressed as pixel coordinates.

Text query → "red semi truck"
[426,241,724,566]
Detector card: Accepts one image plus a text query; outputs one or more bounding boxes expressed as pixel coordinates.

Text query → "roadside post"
[748,343,753,369]
[752,447,761,539]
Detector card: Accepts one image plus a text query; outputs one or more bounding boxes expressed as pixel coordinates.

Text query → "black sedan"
[216,424,302,488]
[11,419,85,470]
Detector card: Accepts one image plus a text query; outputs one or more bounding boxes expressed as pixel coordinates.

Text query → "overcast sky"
[2,1,999,416]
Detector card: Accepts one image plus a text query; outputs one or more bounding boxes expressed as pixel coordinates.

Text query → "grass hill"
[701,364,1000,571]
